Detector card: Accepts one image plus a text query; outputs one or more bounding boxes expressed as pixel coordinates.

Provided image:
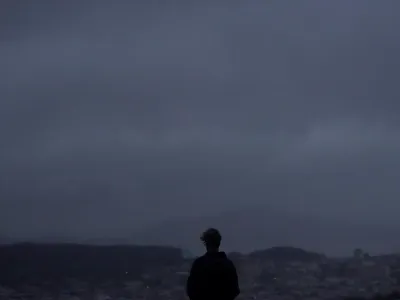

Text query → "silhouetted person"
[186,228,240,300]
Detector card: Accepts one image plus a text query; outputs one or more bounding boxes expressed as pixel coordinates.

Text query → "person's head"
[200,228,222,252]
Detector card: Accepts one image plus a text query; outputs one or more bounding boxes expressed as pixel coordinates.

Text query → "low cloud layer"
[1,1,400,252]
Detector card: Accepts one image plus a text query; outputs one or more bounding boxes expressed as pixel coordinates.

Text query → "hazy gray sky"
[1,1,400,250]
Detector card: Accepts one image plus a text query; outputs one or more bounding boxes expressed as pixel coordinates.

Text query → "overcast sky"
[1,1,400,247]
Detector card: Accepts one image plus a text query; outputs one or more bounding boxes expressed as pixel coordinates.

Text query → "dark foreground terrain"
[1,243,400,300]
[0,243,183,286]
[345,291,400,300]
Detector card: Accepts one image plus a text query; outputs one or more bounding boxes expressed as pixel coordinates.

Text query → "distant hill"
[249,246,325,262]
[134,206,400,255]
[0,243,183,286]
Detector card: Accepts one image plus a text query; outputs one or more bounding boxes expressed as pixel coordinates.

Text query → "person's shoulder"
[192,254,207,265]
[225,255,234,263]
[227,259,237,269]
[223,256,237,269]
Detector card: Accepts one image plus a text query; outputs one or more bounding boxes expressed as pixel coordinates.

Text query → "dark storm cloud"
[1,0,400,252]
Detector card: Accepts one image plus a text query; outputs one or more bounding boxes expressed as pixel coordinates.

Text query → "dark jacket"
[186,251,240,300]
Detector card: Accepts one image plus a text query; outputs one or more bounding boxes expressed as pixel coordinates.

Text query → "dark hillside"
[0,243,183,285]
[249,246,325,262]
